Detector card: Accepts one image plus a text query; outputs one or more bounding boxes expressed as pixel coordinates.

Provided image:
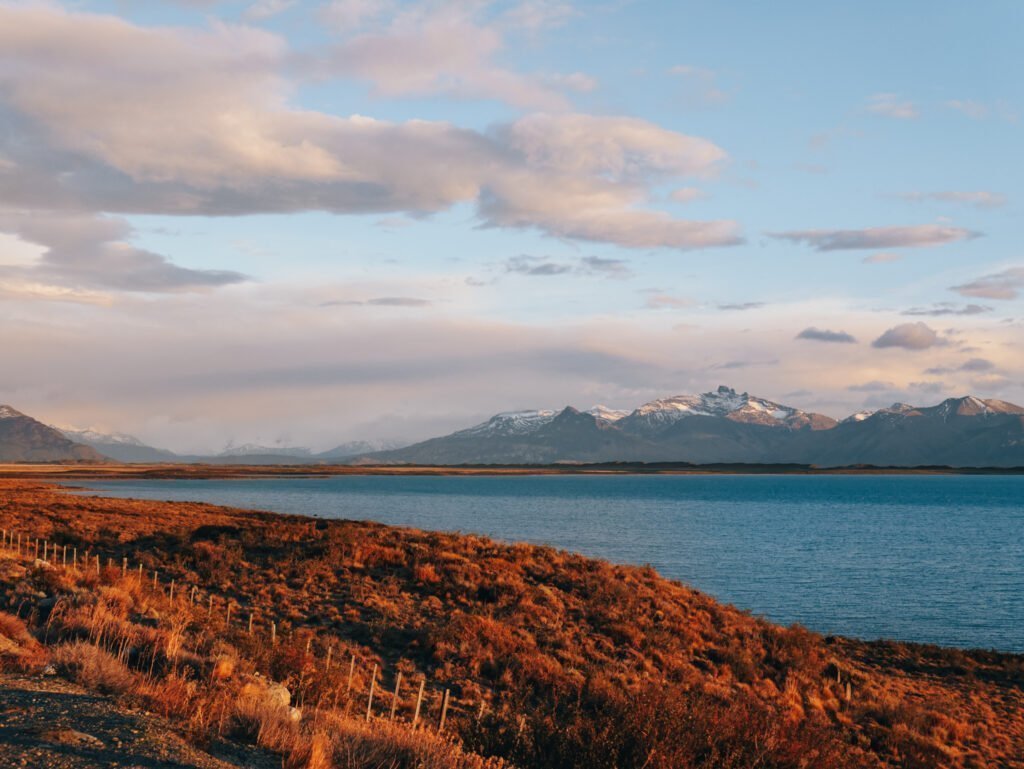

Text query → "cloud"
[900,191,1006,210]
[847,380,894,392]
[771,225,978,251]
[670,187,708,203]
[872,322,942,350]
[580,256,630,277]
[866,93,918,120]
[951,267,1024,300]
[505,256,573,276]
[645,294,693,309]
[945,99,989,119]
[0,5,741,255]
[862,252,902,264]
[796,327,857,344]
[503,254,632,278]
[902,303,992,317]
[321,296,433,307]
[925,358,995,375]
[718,302,765,311]
[0,210,247,293]
[317,2,581,110]
[243,0,298,21]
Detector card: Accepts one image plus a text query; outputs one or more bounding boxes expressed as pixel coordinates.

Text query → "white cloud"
[0,4,741,265]
[866,93,918,120]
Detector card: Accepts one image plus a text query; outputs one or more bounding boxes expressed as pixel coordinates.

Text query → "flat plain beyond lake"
[75,473,1024,652]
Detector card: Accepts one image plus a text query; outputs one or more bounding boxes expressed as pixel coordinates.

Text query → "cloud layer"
[771,226,978,251]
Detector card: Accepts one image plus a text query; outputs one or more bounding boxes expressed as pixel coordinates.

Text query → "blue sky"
[0,0,1021,451]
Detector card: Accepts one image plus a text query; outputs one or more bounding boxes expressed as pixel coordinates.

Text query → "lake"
[73,474,1024,652]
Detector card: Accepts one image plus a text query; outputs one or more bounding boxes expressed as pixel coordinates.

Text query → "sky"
[0,0,1021,453]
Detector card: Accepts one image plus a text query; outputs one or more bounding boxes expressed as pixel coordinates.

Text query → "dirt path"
[0,673,278,769]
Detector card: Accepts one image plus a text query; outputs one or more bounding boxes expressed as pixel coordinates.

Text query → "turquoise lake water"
[74,474,1024,652]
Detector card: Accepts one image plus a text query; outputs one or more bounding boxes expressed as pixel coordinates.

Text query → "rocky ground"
[0,673,277,769]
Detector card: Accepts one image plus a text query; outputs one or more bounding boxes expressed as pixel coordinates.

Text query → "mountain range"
[2,386,1023,467]
[362,386,1024,468]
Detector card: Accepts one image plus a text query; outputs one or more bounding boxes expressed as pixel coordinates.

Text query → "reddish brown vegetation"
[0,478,1022,768]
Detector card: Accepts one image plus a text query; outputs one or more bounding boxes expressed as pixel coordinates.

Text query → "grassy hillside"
[0,479,1021,768]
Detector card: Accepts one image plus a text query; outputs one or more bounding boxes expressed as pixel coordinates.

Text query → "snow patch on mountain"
[625,386,817,430]
[57,427,149,447]
[587,405,629,423]
[458,410,557,437]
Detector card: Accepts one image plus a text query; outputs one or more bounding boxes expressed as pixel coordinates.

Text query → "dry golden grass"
[0,478,1021,768]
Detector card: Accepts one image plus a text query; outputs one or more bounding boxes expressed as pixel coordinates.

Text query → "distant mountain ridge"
[0,407,104,462]
[9,387,1024,467]
[363,387,1024,468]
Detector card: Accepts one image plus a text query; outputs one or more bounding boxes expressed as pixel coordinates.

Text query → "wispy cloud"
[951,267,1024,300]
[322,296,433,307]
[862,252,903,264]
[796,327,857,344]
[925,358,995,375]
[902,303,992,317]
[718,301,765,311]
[899,191,1007,209]
[503,255,631,278]
[771,225,978,251]
[866,93,918,120]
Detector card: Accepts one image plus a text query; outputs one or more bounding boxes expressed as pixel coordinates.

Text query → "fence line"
[0,527,475,733]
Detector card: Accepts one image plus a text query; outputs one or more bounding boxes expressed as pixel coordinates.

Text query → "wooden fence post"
[325,645,333,671]
[438,689,450,733]
[62,545,67,567]
[390,672,402,721]
[73,547,77,568]
[412,679,425,729]
[226,602,232,626]
[270,621,276,645]
[169,580,175,601]
[346,655,356,694]
[95,555,100,576]
[208,594,214,619]
[138,562,143,580]
[122,557,127,578]
[248,613,254,635]
[365,664,378,721]
[153,570,158,590]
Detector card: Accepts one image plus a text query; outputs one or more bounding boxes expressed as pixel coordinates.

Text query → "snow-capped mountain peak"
[57,427,148,447]
[458,410,557,437]
[0,405,25,420]
[587,405,629,423]
[624,386,830,431]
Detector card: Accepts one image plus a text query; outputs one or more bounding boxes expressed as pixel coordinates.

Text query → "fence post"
[122,557,127,578]
[169,580,175,601]
[226,602,232,626]
[138,562,143,580]
[95,555,100,576]
[438,689,450,733]
[270,621,276,645]
[325,645,333,671]
[248,613,254,635]
[365,664,378,721]
[73,547,77,568]
[153,570,158,590]
[346,655,356,694]
[389,672,402,721]
[413,679,425,729]
[208,594,214,619]
[62,546,67,567]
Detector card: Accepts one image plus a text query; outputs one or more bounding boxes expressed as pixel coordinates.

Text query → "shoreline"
[2,460,1023,481]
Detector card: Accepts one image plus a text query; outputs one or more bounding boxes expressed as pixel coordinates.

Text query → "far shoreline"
[1,460,1023,480]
